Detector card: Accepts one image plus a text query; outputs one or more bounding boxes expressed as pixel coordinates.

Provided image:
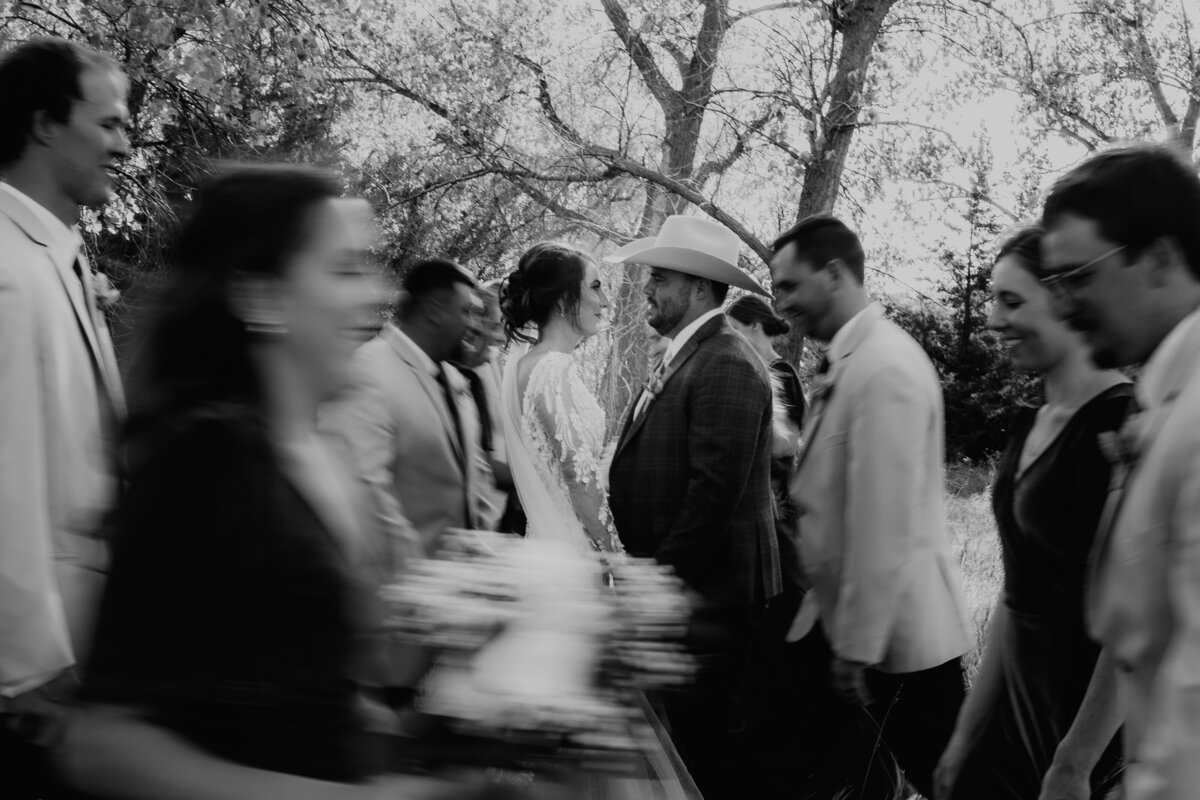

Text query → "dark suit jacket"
[82,406,372,781]
[609,314,782,609]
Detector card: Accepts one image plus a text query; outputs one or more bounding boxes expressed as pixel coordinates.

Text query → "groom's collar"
[664,307,723,366]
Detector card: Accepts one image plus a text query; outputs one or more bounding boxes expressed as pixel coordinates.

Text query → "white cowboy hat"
[604,215,770,297]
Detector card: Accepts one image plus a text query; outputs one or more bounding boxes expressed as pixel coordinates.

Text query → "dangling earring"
[244,316,288,337]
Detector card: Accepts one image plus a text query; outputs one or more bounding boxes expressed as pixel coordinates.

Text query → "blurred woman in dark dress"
[57,166,432,799]
[935,227,1131,800]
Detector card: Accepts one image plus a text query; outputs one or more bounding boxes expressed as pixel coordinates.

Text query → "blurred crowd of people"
[4,36,1200,800]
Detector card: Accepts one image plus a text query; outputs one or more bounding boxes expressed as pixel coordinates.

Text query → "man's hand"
[832,656,872,706]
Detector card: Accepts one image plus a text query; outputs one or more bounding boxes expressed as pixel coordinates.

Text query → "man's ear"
[1146,236,1186,289]
[693,278,717,302]
[421,294,444,326]
[823,258,846,288]
[29,109,62,148]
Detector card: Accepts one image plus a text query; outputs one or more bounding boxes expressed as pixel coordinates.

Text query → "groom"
[607,216,782,800]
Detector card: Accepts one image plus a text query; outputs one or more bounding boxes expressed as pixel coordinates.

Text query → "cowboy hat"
[604,215,770,297]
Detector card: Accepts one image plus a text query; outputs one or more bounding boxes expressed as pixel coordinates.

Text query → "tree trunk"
[780,0,898,365]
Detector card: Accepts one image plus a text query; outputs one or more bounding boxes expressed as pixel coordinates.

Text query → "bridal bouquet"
[380,531,693,751]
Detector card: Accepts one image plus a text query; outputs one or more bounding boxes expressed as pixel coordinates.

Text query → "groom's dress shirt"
[0,183,124,699]
[664,307,723,364]
[787,302,971,672]
[1088,306,1200,800]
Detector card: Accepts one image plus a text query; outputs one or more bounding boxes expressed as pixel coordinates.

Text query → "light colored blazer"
[1088,311,1200,799]
[0,190,124,696]
[322,323,482,563]
[788,303,972,673]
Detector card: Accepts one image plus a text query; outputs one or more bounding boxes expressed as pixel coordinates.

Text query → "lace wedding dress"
[501,349,622,553]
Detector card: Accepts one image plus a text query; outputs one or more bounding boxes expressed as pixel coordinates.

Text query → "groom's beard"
[647,293,688,335]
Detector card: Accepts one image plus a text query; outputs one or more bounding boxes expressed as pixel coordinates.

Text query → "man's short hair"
[771,214,866,284]
[0,38,121,167]
[1042,143,1200,280]
[397,257,477,317]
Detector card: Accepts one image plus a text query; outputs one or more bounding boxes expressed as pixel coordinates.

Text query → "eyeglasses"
[1039,245,1126,297]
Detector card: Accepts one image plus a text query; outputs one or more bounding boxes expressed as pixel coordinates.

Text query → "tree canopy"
[3,0,1195,456]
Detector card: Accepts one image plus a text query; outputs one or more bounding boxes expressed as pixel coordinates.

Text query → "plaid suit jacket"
[608,314,782,609]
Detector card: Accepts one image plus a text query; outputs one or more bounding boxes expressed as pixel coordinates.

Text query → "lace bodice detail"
[521,352,622,553]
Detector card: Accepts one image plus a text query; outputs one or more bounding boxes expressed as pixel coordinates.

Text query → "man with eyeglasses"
[1042,143,1200,800]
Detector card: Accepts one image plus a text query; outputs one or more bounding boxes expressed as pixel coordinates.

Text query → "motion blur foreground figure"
[57,165,442,800]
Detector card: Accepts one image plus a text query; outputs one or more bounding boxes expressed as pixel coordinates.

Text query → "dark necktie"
[434,366,466,463]
[455,364,493,454]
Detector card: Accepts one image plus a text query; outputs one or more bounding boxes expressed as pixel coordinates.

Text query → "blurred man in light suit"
[323,258,484,704]
[324,257,483,563]
[1042,144,1200,800]
[770,215,972,800]
[0,39,129,797]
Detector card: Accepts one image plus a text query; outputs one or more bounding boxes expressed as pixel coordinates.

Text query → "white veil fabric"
[499,342,593,554]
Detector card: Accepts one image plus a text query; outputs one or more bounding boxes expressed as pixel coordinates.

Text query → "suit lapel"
[615,315,725,458]
[382,325,466,473]
[0,192,123,416]
[792,305,884,473]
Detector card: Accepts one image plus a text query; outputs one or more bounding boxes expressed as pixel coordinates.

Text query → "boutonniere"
[1098,410,1146,471]
[93,271,121,310]
[645,372,665,399]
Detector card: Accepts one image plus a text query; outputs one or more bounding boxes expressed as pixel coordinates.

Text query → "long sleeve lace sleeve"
[524,354,622,553]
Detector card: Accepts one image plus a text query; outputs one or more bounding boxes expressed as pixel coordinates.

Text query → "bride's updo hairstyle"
[501,241,592,343]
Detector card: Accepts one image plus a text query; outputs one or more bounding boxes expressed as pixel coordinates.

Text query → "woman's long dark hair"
[126,164,342,451]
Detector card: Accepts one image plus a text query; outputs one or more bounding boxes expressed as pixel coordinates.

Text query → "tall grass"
[945,465,1003,684]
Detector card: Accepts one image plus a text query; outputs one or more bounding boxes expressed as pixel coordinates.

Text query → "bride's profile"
[499,241,621,554]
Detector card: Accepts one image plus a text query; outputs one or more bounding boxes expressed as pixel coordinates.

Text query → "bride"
[499,241,622,554]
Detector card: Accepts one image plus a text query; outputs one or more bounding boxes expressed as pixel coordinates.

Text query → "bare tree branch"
[695,106,776,184]
[600,0,681,114]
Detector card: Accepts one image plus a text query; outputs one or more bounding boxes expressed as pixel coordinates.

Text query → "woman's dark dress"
[950,384,1133,799]
[82,408,373,782]
[768,358,806,530]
